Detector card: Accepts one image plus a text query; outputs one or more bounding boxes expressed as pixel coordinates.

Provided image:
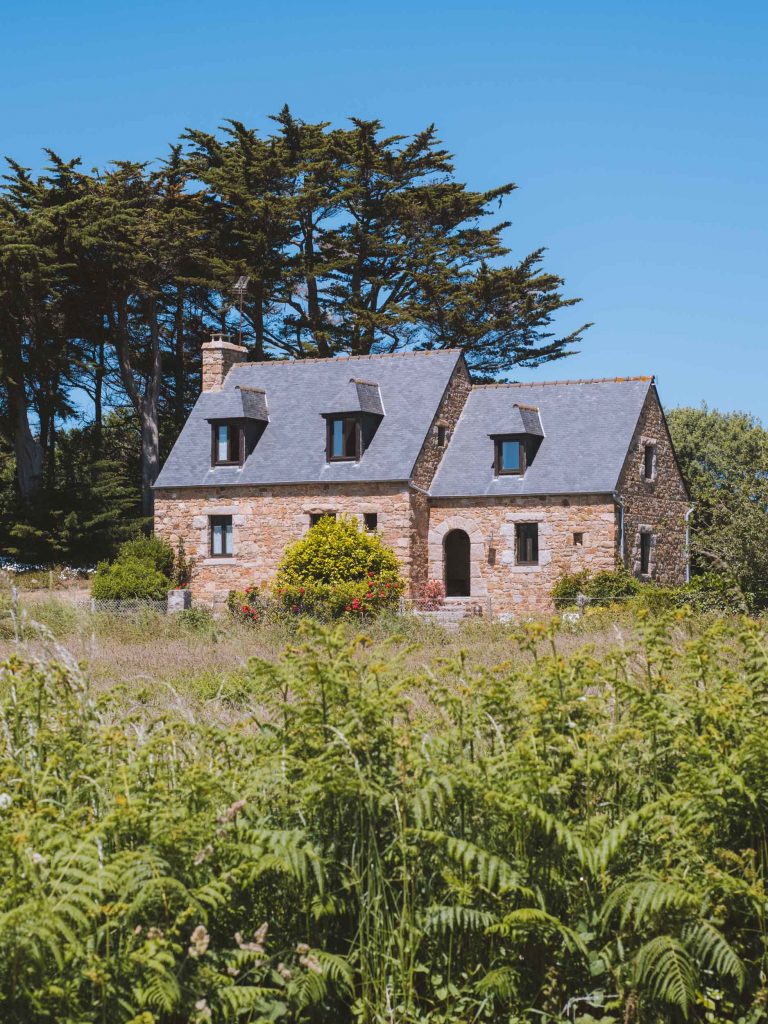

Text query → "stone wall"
[409,357,473,593]
[617,386,690,584]
[154,483,414,606]
[427,496,618,618]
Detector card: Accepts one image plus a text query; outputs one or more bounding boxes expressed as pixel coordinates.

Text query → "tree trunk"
[94,330,105,446]
[114,295,163,518]
[6,376,43,499]
[174,284,185,428]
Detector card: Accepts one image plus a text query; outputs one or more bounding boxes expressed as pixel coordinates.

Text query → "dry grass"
[0,590,700,683]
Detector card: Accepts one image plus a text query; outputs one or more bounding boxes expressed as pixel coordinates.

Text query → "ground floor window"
[515,523,539,565]
[363,512,378,532]
[309,511,336,528]
[210,515,233,557]
[640,531,652,575]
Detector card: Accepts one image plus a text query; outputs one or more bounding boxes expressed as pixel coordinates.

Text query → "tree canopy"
[0,109,588,559]
[667,405,768,605]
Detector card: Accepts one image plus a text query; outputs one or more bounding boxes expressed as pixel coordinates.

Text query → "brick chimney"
[201,333,248,392]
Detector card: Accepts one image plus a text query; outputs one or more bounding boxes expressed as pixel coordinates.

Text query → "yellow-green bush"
[273,515,405,618]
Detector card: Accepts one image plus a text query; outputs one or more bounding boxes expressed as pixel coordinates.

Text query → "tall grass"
[0,612,766,1021]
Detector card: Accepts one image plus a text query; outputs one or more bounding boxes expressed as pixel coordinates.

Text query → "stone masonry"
[155,348,690,617]
[154,483,414,607]
[427,495,618,619]
[617,386,690,584]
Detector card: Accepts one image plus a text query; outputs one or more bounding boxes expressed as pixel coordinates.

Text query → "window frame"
[639,531,652,576]
[309,511,337,528]
[211,421,244,467]
[209,515,234,558]
[493,435,526,476]
[515,522,539,565]
[643,442,657,481]
[363,512,378,532]
[573,531,584,547]
[326,415,361,462]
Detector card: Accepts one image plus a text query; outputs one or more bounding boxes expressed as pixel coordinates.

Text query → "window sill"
[204,557,237,565]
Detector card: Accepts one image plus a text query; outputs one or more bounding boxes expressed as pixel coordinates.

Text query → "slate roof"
[430,377,653,497]
[154,350,461,488]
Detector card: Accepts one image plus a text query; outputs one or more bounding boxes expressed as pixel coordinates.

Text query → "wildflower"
[194,844,214,866]
[0,793,12,810]
[218,798,247,824]
[147,927,164,940]
[296,942,310,955]
[133,925,143,935]
[299,953,323,974]
[277,962,293,981]
[188,924,210,958]
[194,998,212,1022]
[30,851,45,865]
[227,965,239,976]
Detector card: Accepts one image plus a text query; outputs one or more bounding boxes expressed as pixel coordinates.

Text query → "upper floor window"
[327,416,360,461]
[212,422,243,466]
[494,437,525,476]
[436,424,449,448]
[643,443,656,480]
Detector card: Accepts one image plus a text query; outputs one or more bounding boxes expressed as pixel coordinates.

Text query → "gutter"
[613,492,626,566]
[684,505,694,583]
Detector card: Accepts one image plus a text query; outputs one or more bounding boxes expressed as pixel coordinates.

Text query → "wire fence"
[89,598,168,616]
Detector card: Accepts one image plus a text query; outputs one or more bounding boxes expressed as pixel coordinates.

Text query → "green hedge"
[91,535,176,600]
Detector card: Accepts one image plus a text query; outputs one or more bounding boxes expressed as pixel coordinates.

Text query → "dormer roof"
[322,378,384,417]
[200,385,269,422]
[490,402,544,438]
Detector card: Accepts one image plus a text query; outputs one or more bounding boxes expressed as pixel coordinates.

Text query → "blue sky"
[3,0,766,420]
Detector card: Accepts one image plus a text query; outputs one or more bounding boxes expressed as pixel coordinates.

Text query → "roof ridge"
[231,349,457,369]
[475,375,654,389]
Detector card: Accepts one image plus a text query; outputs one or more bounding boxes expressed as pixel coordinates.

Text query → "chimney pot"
[201,332,248,392]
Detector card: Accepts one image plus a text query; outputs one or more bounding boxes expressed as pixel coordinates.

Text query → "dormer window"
[323,378,385,464]
[212,422,243,466]
[494,437,525,476]
[327,416,361,461]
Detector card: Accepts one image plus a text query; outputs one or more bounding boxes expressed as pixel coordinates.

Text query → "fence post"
[576,593,588,619]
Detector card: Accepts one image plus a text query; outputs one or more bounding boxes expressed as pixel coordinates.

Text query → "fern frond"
[632,934,696,1016]
[682,920,745,988]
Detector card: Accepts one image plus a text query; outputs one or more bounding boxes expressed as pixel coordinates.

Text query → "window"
[212,423,242,466]
[436,424,448,448]
[640,532,652,575]
[327,417,360,461]
[363,512,378,532]
[643,443,656,480]
[309,512,336,528]
[573,532,584,546]
[210,515,233,557]
[494,437,525,476]
[515,523,539,565]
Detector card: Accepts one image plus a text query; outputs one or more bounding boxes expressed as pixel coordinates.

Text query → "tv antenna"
[233,275,250,346]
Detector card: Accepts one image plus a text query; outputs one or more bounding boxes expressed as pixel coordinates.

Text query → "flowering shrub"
[227,584,269,624]
[418,579,446,610]
[274,515,405,619]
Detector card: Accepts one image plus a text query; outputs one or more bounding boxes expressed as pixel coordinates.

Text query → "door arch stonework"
[428,516,487,596]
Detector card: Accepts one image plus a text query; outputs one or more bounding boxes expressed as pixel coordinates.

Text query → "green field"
[0,597,767,1023]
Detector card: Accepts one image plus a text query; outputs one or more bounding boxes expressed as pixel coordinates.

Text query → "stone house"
[153,334,691,617]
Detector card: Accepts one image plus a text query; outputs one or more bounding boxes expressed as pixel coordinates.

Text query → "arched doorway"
[444,529,471,597]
